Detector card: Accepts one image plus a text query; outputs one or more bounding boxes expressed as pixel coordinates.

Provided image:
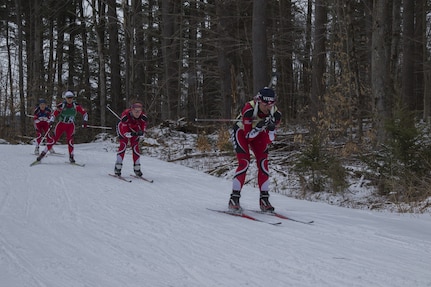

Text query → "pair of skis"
[207,208,314,225]
[108,174,154,183]
[30,160,85,167]
[68,161,86,167]
[32,151,65,156]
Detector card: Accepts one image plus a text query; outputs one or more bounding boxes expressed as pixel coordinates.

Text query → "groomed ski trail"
[0,143,430,287]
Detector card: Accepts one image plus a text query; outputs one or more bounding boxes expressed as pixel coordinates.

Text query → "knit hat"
[256,87,276,103]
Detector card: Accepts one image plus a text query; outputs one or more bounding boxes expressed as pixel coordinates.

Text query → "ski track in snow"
[0,143,431,287]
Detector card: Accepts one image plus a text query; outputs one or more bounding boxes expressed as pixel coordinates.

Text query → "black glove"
[256,120,266,129]
[265,116,275,125]
[131,130,144,136]
[264,116,275,130]
[267,123,276,131]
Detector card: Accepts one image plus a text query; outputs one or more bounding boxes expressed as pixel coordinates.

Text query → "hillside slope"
[0,143,430,287]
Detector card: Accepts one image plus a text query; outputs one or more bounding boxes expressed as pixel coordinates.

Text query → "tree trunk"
[402,0,415,111]
[161,0,179,120]
[414,0,425,114]
[390,0,401,83]
[273,0,293,123]
[32,0,43,106]
[79,0,92,122]
[216,1,234,119]
[56,10,65,101]
[311,0,327,120]
[134,0,145,103]
[68,6,77,90]
[107,0,122,122]
[424,61,431,120]
[15,0,25,135]
[372,0,393,145]
[122,1,131,109]
[252,0,268,92]
[92,0,107,126]
[47,17,55,104]
[302,0,312,110]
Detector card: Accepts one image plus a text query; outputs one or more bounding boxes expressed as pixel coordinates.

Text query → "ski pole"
[194,118,241,122]
[106,104,121,120]
[194,118,261,122]
[84,124,112,130]
[40,125,52,144]
[267,72,279,89]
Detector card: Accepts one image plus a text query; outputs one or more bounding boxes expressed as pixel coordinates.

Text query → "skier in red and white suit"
[114,100,148,177]
[33,98,54,155]
[36,91,88,163]
[229,87,282,212]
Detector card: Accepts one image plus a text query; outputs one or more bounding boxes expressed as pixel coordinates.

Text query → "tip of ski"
[32,153,64,157]
[30,160,41,166]
[129,174,154,183]
[207,208,282,225]
[247,209,314,224]
[109,174,132,182]
[66,162,85,167]
[30,160,85,167]
[48,152,65,156]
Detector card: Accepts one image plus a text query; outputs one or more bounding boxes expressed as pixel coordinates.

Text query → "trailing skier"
[113,99,148,177]
[33,98,54,155]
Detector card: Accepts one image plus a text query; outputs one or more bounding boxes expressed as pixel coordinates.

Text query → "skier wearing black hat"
[33,98,54,155]
[228,87,282,212]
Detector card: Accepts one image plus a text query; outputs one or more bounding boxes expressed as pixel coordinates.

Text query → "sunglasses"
[131,104,143,109]
[262,101,275,106]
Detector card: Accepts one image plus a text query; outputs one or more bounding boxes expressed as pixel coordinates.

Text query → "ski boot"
[228,191,242,212]
[259,191,274,212]
[36,151,46,162]
[114,162,122,176]
[69,154,75,163]
[134,164,143,177]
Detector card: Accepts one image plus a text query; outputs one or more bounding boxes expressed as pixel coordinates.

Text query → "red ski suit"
[116,108,147,165]
[46,101,88,156]
[232,100,281,192]
[33,105,54,146]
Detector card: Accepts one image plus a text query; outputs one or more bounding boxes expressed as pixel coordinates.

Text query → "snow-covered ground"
[1,141,431,287]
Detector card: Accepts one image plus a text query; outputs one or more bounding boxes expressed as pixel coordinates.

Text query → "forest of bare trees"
[1,0,431,203]
[0,0,429,139]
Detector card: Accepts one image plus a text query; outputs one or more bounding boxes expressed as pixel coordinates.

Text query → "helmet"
[257,87,276,103]
[64,91,74,98]
[38,98,47,104]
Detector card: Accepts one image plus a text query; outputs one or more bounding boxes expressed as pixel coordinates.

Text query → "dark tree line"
[0,0,430,148]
